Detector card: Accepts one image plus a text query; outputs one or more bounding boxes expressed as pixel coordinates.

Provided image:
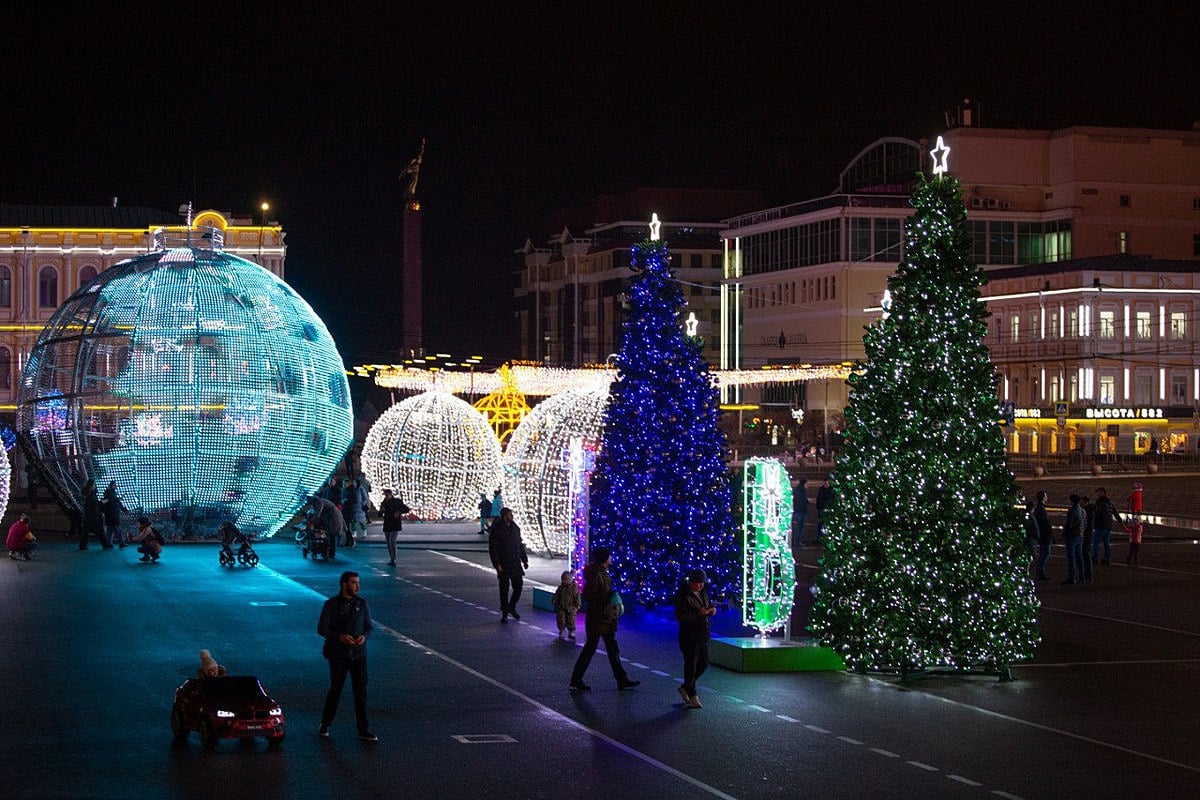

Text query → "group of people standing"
[1026,484,1145,584]
[792,477,834,545]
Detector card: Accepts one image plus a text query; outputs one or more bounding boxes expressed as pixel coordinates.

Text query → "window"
[1136,311,1152,339]
[38,266,58,308]
[0,347,9,390]
[1030,311,1040,339]
[1068,310,1078,337]
[79,265,98,285]
[874,218,902,262]
[1119,194,1131,207]
[1048,310,1059,339]
[1194,232,1200,256]
[0,266,10,308]
[1099,375,1115,405]
[1050,375,1061,402]
[1172,375,1187,405]
[1099,310,1115,339]
[1010,315,1019,342]
[1170,311,1186,340]
[1135,375,1153,406]
[1118,231,1130,253]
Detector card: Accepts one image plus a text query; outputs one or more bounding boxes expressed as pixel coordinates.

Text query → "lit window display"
[501,387,608,555]
[17,237,353,540]
[362,390,501,520]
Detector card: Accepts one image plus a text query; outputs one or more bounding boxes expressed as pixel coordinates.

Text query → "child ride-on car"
[171,675,285,749]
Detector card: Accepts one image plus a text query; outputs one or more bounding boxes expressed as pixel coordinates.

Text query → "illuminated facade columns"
[0,206,284,408]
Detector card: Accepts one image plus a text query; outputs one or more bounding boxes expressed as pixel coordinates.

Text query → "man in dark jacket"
[674,568,716,709]
[488,508,528,622]
[815,479,834,540]
[792,478,809,543]
[379,488,410,567]
[1062,494,1086,585]
[317,571,376,741]
[1034,490,1053,580]
[569,546,639,692]
[1092,487,1122,566]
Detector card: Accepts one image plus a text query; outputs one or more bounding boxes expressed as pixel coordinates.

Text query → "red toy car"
[171,675,285,748]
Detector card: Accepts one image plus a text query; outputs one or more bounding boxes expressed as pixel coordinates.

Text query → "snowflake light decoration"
[363,390,502,520]
[502,386,608,555]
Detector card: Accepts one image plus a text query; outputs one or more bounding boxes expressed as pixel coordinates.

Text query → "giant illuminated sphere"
[502,386,608,555]
[362,391,501,520]
[16,238,353,540]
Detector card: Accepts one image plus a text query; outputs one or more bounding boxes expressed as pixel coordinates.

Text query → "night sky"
[5,3,1198,371]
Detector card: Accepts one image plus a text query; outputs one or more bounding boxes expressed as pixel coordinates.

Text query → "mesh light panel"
[0,447,10,524]
[362,390,502,520]
[16,241,353,540]
[501,387,608,556]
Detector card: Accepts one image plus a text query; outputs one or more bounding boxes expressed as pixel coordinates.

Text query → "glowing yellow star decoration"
[685,311,699,337]
[930,135,950,176]
[649,212,661,241]
[472,363,531,445]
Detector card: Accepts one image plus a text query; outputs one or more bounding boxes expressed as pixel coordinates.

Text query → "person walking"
[792,478,809,543]
[81,479,103,550]
[1034,490,1053,580]
[815,479,834,540]
[1062,494,1086,585]
[1125,518,1143,565]
[569,547,640,692]
[340,478,363,548]
[379,488,410,567]
[1080,495,1095,582]
[1092,487,1123,566]
[490,489,503,522]
[673,568,716,709]
[100,481,129,549]
[552,570,581,640]
[478,493,493,534]
[488,508,528,623]
[318,571,376,741]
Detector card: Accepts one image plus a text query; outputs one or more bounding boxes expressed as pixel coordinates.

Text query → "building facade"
[514,189,763,367]
[723,124,1200,454]
[0,205,284,409]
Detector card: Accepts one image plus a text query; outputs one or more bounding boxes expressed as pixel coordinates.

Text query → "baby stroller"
[294,511,334,560]
[218,521,259,568]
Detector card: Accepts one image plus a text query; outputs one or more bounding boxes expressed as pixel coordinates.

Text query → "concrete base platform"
[710,636,845,672]
[532,587,555,612]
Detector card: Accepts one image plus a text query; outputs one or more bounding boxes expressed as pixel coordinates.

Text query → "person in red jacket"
[1127,483,1144,522]
[7,514,36,560]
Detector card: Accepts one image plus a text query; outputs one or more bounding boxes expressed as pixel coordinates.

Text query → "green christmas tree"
[809,168,1039,678]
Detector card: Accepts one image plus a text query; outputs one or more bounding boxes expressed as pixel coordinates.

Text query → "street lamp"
[258,201,270,263]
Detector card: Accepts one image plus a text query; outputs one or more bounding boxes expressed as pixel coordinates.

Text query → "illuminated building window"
[38,266,58,308]
[1170,311,1186,340]
[0,266,10,308]
[1048,310,1059,340]
[1099,310,1115,339]
[1099,375,1115,405]
[1171,375,1187,405]
[1136,311,1152,339]
[1068,310,1078,338]
[1010,315,1019,343]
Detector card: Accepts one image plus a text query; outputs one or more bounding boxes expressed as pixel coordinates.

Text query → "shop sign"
[1083,407,1165,420]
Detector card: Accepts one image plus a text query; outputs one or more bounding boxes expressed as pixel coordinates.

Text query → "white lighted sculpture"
[362,391,502,520]
[502,386,608,555]
[742,457,797,635]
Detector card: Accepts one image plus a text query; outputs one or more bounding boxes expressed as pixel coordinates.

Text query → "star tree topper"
[649,212,661,241]
[685,311,699,337]
[930,135,950,176]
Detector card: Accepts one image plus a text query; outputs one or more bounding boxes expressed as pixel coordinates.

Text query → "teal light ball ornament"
[16,230,353,540]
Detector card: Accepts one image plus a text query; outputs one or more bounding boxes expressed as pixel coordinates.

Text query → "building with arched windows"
[722,124,1200,457]
[0,204,284,411]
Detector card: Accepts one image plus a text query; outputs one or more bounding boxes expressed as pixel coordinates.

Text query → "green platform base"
[710,636,845,673]
[532,587,555,612]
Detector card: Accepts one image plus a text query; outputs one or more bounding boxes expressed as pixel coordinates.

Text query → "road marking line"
[907,761,938,771]
[837,736,863,745]
[630,662,649,669]
[262,564,740,799]
[870,748,899,758]
[991,791,1026,800]
[805,725,830,734]
[1040,606,1200,638]
[748,705,771,713]
[948,775,982,786]
[651,670,671,677]
[777,715,799,723]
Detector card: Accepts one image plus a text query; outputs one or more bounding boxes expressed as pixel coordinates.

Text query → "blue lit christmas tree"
[809,141,1039,678]
[589,217,739,608]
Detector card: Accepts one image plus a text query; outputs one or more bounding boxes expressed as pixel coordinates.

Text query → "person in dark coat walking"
[569,546,640,692]
[317,571,376,741]
[81,479,103,550]
[673,568,716,709]
[1034,490,1053,579]
[101,481,129,548]
[478,493,492,534]
[379,489,410,567]
[488,507,528,622]
[1092,487,1122,565]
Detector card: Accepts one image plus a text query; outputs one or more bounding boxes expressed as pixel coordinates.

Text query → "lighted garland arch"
[363,390,502,520]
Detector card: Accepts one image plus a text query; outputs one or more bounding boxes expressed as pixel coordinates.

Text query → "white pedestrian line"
[805,725,830,734]
[870,748,900,758]
[1038,605,1200,638]
[907,761,938,771]
[777,715,799,723]
[748,705,771,713]
[651,670,671,677]
[948,775,982,786]
[630,662,649,670]
[991,791,1027,800]
[837,736,863,745]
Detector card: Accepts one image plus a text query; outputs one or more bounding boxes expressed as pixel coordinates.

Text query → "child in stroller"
[219,520,258,567]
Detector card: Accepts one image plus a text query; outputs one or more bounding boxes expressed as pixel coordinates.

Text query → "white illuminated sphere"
[0,448,11,523]
[502,387,608,555]
[362,391,501,520]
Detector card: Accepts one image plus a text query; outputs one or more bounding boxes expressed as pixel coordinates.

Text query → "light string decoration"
[589,222,740,608]
[472,364,531,444]
[566,435,598,584]
[362,390,501,520]
[742,457,796,635]
[808,167,1039,679]
[0,447,10,525]
[501,386,607,555]
[16,234,353,540]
